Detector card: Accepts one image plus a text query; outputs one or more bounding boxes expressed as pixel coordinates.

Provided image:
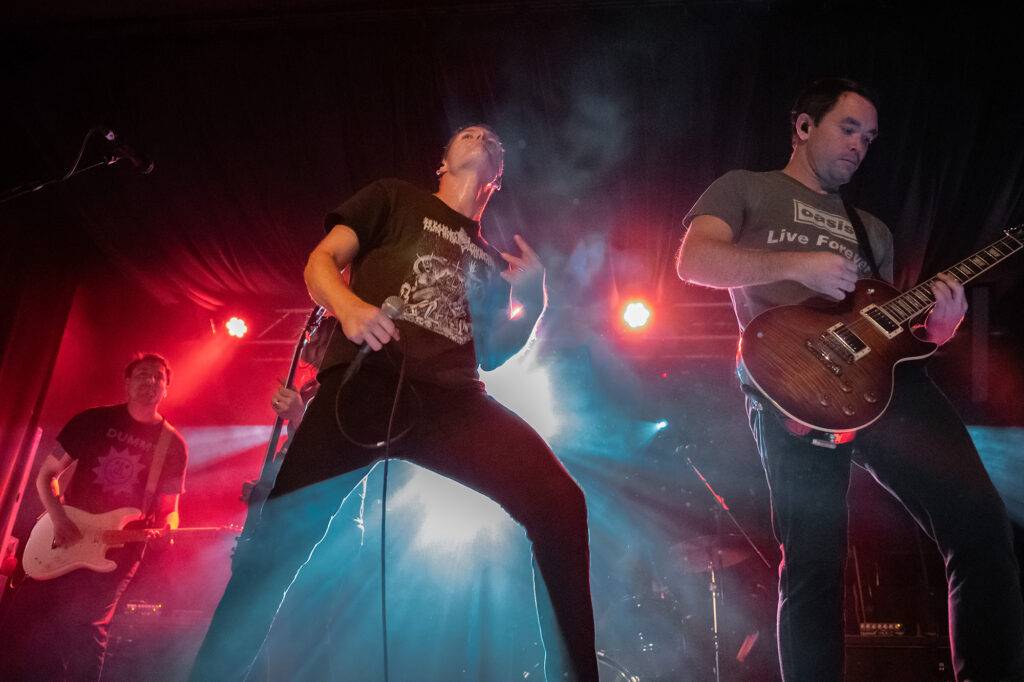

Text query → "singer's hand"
[338,299,400,351]
[500,235,545,307]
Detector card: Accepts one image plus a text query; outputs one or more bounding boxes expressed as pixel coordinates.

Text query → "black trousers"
[747,363,1024,682]
[189,364,598,681]
[0,546,140,682]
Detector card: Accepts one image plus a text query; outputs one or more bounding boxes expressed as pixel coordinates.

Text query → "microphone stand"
[238,306,324,532]
[684,456,772,570]
[684,455,772,682]
[0,126,142,205]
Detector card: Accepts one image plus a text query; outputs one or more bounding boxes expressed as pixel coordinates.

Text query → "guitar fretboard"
[101,527,233,544]
[879,227,1023,324]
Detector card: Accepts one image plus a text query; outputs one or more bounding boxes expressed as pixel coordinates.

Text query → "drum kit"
[596,457,776,682]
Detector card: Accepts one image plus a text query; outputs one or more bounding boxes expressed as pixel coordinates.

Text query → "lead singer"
[189,124,598,682]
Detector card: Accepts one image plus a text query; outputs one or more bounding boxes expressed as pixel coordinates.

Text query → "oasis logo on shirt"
[792,200,857,243]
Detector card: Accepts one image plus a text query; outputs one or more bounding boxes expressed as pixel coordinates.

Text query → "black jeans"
[0,546,140,682]
[189,364,597,681]
[747,363,1024,682]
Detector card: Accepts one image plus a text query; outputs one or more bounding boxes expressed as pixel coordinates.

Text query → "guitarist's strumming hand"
[791,251,859,300]
[918,272,967,346]
[50,509,83,549]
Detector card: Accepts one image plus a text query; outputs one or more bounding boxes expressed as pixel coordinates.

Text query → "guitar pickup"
[821,323,870,363]
[861,304,903,339]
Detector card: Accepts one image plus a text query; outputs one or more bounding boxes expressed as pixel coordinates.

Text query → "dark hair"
[124,352,172,384]
[441,122,502,162]
[790,77,878,144]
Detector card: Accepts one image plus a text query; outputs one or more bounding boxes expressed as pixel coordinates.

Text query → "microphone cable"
[331,326,413,682]
[377,342,408,682]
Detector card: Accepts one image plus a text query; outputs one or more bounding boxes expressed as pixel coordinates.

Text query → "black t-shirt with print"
[57,404,188,515]
[321,178,511,388]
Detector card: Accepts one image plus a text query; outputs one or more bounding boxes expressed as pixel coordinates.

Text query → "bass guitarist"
[676,77,1023,682]
[0,352,188,681]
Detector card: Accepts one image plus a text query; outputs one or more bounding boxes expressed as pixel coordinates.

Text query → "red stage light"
[621,300,651,330]
[509,304,524,320]
[225,317,248,338]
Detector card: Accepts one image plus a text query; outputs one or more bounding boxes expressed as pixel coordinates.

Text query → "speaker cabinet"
[846,635,953,682]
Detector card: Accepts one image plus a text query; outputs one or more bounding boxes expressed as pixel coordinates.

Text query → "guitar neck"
[878,228,1023,324]
[101,527,232,544]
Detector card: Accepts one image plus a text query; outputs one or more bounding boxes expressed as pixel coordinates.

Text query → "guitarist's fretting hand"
[919,271,967,346]
[271,382,305,423]
[792,251,859,300]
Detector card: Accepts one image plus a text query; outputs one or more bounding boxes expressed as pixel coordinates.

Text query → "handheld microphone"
[100,126,155,174]
[341,296,405,385]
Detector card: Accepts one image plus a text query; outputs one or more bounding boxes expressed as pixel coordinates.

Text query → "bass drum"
[597,650,640,682]
[598,595,688,680]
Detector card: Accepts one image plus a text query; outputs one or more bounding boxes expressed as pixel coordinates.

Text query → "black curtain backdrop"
[4,4,1023,304]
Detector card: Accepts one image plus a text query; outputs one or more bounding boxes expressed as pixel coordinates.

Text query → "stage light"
[622,300,651,330]
[655,420,668,431]
[509,304,524,320]
[225,316,248,338]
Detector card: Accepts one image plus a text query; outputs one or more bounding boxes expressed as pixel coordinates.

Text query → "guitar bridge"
[821,323,870,363]
[804,339,843,376]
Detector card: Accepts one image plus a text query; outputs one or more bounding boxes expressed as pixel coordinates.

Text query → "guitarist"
[0,353,188,682]
[676,78,1023,682]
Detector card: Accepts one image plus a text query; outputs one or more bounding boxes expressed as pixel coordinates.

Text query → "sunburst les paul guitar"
[23,506,238,580]
[739,224,1023,435]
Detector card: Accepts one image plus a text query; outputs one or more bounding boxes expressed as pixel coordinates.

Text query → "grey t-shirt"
[684,170,894,330]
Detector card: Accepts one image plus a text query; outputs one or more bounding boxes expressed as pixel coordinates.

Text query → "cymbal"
[669,533,753,573]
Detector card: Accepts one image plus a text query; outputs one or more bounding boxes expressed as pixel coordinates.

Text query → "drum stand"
[708,553,722,682]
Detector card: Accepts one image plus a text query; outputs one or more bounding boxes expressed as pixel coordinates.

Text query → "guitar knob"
[863,392,878,404]
[842,405,856,416]
[840,381,853,393]
[819,395,830,406]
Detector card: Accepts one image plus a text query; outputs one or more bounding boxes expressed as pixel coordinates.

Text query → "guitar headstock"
[1006,224,1024,241]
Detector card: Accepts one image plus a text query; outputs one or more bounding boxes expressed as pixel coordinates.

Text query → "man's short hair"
[790,77,879,145]
[441,123,502,162]
[125,352,172,384]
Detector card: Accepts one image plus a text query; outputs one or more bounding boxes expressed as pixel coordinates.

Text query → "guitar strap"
[842,196,881,280]
[141,421,176,525]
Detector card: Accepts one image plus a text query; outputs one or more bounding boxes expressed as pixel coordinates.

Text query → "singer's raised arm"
[471,234,546,371]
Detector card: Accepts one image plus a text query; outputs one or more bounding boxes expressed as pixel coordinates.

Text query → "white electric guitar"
[23,506,238,580]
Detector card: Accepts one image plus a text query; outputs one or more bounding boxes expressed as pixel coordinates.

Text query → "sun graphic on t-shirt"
[92,447,145,498]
